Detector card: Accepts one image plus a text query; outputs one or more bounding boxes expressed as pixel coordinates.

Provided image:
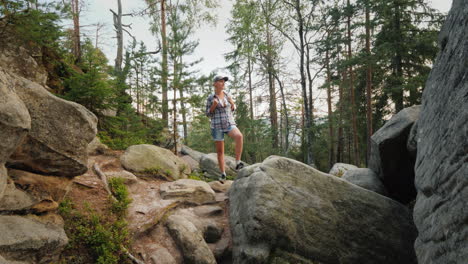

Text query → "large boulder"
[208,180,233,193]
[342,168,387,195]
[0,71,31,163]
[0,181,36,213]
[413,1,468,263]
[121,144,191,180]
[230,156,417,264]
[328,163,357,177]
[369,105,420,203]
[149,247,177,264]
[0,71,31,199]
[160,179,215,205]
[181,145,205,162]
[180,155,200,172]
[0,38,48,86]
[87,136,109,155]
[200,153,242,179]
[4,72,97,177]
[165,215,217,264]
[0,215,68,263]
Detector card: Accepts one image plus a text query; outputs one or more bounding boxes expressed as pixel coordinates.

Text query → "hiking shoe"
[219,173,227,182]
[235,162,245,171]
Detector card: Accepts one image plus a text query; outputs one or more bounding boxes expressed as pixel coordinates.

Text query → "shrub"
[57,183,132,264]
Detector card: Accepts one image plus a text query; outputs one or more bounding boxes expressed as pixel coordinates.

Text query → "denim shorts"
[211,125,237,141]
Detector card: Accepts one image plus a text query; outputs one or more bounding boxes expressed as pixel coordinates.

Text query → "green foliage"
[108,178,132,217]
[62,39,115,114]
[0,1,64,49]
[141,166,174,179]
[58,195,132,264]
[142,166,162,175]
[188,171,214,182]
[188,172,202,181]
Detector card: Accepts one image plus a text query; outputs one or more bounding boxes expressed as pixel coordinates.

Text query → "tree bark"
[113,0,123,71]
[161,0,169,127]
[392,0,404,112]
[247,55,254,120]
[294,0,313,166]
[365,0,373,165]
[346,0,360,166]
[266,23,278,149]
[336,44,344,163]
[274,73,289,154]
[71,0,81,63]
[325,46,334,169]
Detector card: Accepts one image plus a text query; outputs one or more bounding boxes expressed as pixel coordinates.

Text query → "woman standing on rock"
[205,75,244,182]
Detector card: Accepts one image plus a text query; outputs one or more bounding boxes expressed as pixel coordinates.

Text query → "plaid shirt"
[205,91,236,131]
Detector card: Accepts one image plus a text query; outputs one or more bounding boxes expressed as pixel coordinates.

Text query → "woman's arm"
[206,96,217,117]
[209,97,219,113]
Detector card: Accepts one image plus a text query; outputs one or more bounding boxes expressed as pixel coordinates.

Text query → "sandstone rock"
[208,180,233,193]
[0,166,7,201]
[200,153,243,179]
[193,205,224,217]
[0,181,36,212]
[203,222,224,243]
[160,179,215,205]
[6,73,97,176]
[121,144,190,180]
[106,171,138,185]
[369,105,420,203]
[212,235,231,262]
[413,1,468,263]
[230,156,417,264]
[87,136,109,155]
[0,254,28,264]
[328,162,357,177]
[181,145,205,162]
[180,155,199,171]
[406,120,418,158]
[150,247,176,264]
[8,169,72,202]
[0,215,68,263]
[342,168,387,195]
[0,40,48,86]
[0,71,30,163]
[165,215,216,264]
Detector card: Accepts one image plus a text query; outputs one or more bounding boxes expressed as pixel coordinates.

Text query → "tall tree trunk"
[172,60,177,155]
[274,74,289,154]
[266,24,278,149]
[306,43,315,157]
[113,0,123,71]
[294,0,313,166]
[336,45,344,163]
[135,66,140,114]
[71,0,81,63]
[346,0,360,166]
[161,0,169,127]
[393,0,404,112]
[325,47,335,169]
[247,55,254,120]
[365,0,373,165]
[178,58,187,143]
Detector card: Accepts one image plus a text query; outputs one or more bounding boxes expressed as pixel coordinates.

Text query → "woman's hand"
[209,98,219,113]
[231,103,236,111]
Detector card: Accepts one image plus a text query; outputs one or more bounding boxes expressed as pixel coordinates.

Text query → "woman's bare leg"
[215,141,225,173]
[228,127,243,161]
